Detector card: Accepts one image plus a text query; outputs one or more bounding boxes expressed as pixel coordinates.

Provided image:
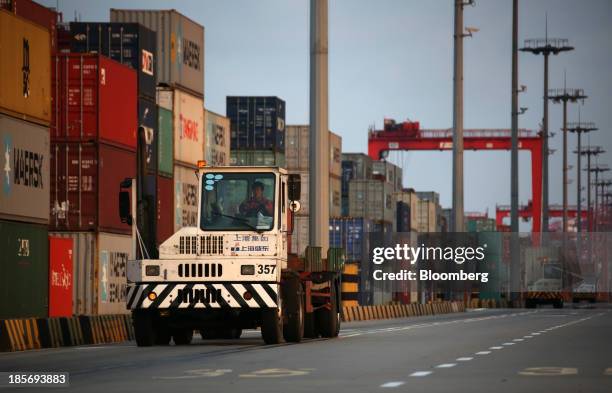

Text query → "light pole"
[581,146,605,231]
[568,121,597,232]
[452,0,476,233]
[520,25,573,232]
[548,87,587,232]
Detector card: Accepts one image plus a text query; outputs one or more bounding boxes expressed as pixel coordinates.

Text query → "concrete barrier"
[0,314,134,352]
[340,301,466,322]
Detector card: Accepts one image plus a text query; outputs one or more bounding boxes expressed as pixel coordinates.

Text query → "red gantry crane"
[368,119,544,232]
[495,202,588,230]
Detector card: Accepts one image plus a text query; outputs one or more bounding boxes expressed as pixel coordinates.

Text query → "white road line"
[456,357,473,361]
[489,346,503,350]
[381,381,405,388]
[513,338,524,342]
[531,332,541,335]
[502,342,515,346]
[475,351,491,355]
[410,371,433,377]
[524,335,533,338]
[436,363,457,368]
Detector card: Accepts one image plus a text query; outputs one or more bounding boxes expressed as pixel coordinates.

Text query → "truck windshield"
[543,263,562,279]
[200,172,276,231]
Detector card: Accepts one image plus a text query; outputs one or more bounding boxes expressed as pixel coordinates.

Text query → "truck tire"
[316,282,339,338]
[553,299,563,309]
[261,308,283,345]
[133,310,155,347]
[222,328,243,339]
[282,278,304,343]
[525,299,535,309]
[173,329,194,345]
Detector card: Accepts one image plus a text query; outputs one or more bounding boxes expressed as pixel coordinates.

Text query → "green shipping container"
[230,150,285,167]
[0,220,49,318]
[158,107,173,177]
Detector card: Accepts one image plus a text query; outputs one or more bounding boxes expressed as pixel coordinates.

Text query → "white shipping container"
[174,163,199,232]
[110,9,205,97]
[158,88,204,166]
[372,160,403,191]
[49,231,133,315]
[416,199,437,233]
[348,179,395,225]
[204,109,230,166]
[285,125,342,177]
[395,189,420,232]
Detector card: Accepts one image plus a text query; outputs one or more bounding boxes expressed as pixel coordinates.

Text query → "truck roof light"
[197,160,207,168]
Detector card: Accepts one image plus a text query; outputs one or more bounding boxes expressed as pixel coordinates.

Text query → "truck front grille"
[178,263,223,278]
[178,235,224,255]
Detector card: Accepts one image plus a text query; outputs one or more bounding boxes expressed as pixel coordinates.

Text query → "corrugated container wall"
[157,88,204,166]
[69,22,157,100]
[230,150,285,167]
[48,236,73,317]
[174,163,199,231]
[157,106,173,177]
[50,231,133,315]
[51,54,138,150]
[0,10,51,125]
[110,9,205,97]
[329,217,372,262]
[416,199,437,233]
[395,189,420,232]
[396,201,410,232]
[288,171,341,217]
[348,179,395,225]
[156,175,174,245]
[1,0,58,51]
[0,220,48,319]
[138,98,158,174]
[372,160,403,191]
[285,125,342,177]
[50,142,136,234]
[289,215,309,256]
[227,96,285,152]
[205,109,230,166]
[0,114,50,224]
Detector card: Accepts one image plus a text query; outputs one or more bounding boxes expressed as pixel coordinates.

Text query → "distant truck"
[572,276,597,304]
[121,165,342,346]
[524,246,564,308]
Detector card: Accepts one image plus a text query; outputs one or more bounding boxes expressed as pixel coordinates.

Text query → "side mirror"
[288,174,301,201]
[119,190,132,225]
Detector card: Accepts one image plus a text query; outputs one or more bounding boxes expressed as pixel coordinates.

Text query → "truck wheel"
[261,308,283,345]
[525,299,535,309]
[173,329,194,345]
[222,328,243,339]
[316,283,339,338]
[282,278,304,343]
[553,299,563,309]
[133,310,155,347]
[283,292,304,342]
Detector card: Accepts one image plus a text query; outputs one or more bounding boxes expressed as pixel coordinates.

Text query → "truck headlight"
[145,265,160,276]
[241,265,255,275]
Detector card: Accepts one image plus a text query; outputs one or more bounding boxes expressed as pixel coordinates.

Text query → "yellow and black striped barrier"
[341,301,466,322]
[341,263,360,308]
[0,314,133,352]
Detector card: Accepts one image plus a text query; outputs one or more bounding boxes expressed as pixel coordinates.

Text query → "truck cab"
[122,165,341,346]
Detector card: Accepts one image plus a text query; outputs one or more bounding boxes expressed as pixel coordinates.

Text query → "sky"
[41,0,612,229]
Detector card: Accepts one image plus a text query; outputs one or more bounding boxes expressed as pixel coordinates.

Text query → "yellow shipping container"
[0,10,51,125]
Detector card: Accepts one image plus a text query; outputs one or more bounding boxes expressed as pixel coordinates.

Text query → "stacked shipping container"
[227,96,286,166]
[0,8,52,318]
[341,153,373,216]
[285,125,342,256]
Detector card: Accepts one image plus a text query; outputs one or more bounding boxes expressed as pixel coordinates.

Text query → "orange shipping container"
[0,10,51,125]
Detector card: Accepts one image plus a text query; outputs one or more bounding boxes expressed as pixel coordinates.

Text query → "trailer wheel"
[303,312,317,338]
[261,308,283,345]
[133,310,156,347]
[173,329,194,345]
[316,282,339,338]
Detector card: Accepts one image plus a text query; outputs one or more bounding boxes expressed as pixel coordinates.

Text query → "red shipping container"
[156,175,174,246]
[1,0,58,51]
[48,236,73,317]
[51,54,137,150]
[50,142,136,234]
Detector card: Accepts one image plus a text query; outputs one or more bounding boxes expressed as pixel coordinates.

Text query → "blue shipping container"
[227,96,285,151]
[329,217,372,262]
[70,22,157,100]
[396,201,410,232]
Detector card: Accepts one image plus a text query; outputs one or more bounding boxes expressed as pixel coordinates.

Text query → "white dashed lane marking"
[381,381,405,388]
[503,343,515,346]
[475,351,491,355]
[436,363,457,368]
[489,346,503,350]
[410,371,433,377]
[456,357,473,361]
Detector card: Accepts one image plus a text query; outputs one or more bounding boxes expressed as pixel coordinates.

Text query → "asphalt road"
[0,307,610,392]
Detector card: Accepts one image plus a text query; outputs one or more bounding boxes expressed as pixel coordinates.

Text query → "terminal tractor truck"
[119,163,343,346]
